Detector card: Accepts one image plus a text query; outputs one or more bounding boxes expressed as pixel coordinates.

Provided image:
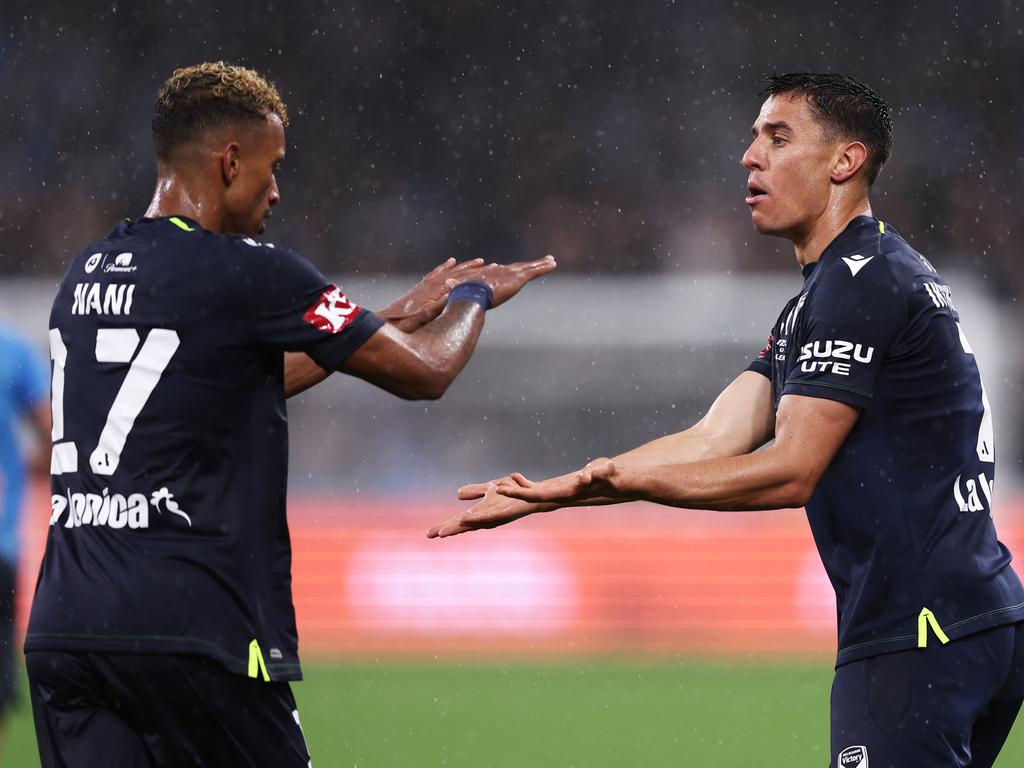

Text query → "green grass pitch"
[3,660,1022,766]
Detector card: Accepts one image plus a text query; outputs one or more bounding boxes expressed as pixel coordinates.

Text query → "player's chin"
[749,211,780,236]
[748,212,770,234]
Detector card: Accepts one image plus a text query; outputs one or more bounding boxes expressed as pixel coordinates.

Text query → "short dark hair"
[152,62,289,163]
[760,73,893,187]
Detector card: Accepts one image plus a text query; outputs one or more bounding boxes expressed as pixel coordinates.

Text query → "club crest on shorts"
[838,745,868,768]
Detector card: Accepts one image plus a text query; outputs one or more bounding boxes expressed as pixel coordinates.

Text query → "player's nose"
[741,139,763,171]
[268,177,281,206]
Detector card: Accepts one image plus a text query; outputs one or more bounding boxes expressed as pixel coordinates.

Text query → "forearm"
[505,422,757,513]
[400,300,485,393]
[340,299,486,400]
[594,370,772,472]
[282,305,470,398]
[614,447,810,511]
[550,422,753,508]
[613,424,727,468]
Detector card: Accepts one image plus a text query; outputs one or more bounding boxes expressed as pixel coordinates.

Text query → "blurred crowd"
[2,1,1022,294]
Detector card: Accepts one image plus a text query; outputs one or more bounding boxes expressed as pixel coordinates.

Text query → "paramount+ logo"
[798,339,875,377]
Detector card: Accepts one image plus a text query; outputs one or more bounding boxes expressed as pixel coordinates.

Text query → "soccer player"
[429,73,1024,767]
[25,61,554,767]
[0,323,50,750]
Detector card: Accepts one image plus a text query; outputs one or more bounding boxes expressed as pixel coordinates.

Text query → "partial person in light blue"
[0,323,49,748]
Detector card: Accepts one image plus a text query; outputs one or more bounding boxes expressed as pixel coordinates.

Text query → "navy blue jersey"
[747,216,1024,666]
[26,216,384,681]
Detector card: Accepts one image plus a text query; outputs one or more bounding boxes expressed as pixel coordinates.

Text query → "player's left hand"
[426,480,543,538]
[472,255,556,308]
[379,257,486,332]
[494,458,622,504]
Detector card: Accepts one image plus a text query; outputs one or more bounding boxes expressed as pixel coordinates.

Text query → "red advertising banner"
[19,486,1024,658]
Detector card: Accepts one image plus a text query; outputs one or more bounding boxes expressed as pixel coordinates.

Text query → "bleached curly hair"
[152,61,289,162]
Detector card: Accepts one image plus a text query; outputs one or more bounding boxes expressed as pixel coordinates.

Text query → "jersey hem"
[23,633,304,682]
[834,603,1024,667]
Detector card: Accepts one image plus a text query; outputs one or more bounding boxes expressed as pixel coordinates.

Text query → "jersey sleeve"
[782,261,907,409]
[745,334,773,380]
[11,335,49,413]
[237,242,385,371]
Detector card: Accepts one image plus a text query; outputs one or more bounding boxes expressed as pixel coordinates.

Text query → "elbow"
[396,371,451,401]
[404,383,448,401]
[778,475,816,508]
[787,484,814,509]
[760,444,823,509]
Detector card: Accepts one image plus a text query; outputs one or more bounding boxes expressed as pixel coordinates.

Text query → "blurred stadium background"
[3,1,1024,765]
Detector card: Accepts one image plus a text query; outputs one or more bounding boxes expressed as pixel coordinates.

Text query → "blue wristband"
[448,280,493,310]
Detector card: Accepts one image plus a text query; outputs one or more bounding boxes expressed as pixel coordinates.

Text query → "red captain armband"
[303,285,361,334]
[757,334,774,360]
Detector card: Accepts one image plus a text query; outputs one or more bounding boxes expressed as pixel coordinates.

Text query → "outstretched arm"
[340,256,555,400]
[284,257,487,398]
[428,371,780,537]
[493,393,857,510]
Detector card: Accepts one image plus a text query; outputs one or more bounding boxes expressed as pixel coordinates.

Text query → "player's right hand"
[380,257,486,332]
[458,255,556,308]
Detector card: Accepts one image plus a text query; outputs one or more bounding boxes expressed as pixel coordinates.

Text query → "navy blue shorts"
[830,622,1024,768]
[26,650,312,767]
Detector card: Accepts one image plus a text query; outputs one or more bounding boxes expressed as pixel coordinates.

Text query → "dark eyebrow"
[751,120,793,138]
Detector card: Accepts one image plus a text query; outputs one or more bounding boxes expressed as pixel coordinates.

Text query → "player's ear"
[831,141,868,184]
[219,143,241,186]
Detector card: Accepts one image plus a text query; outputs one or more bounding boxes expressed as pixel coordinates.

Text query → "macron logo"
[841,254,874,277]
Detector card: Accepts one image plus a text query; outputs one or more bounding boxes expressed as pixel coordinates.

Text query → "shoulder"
[809,223,932,315]
[221,236,319,276]
[219,238,338,319]
[184,235,326,308]
[807,258,902,326]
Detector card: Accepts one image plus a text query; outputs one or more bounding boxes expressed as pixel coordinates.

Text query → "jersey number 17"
[49,327,180,477]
